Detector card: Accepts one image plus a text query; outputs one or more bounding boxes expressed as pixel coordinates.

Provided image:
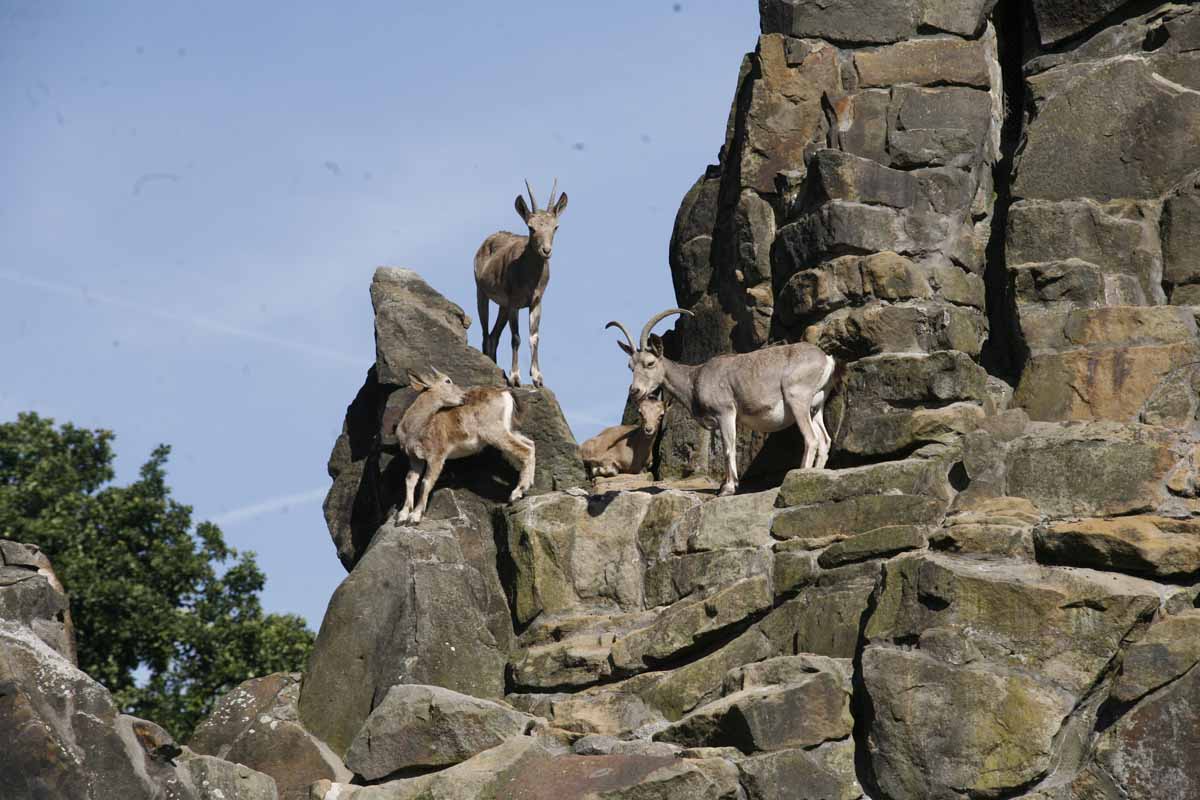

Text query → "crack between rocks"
[1096,655,1200,734]
[1007,602,1159,798]
[850,560,885,798]
[980,0,1025,383]
[1030,0,1184,60]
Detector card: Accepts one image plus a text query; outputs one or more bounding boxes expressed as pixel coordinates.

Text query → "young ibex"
[393,368,535,525]
[608,310,837,496]
[578,393,669,479]
[474,179,568,388]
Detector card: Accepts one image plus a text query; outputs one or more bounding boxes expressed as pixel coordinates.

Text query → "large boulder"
[0,540,75,663]
[738,741,863,800]
[190,673,350,800]
[0,543,280,800]
[1072,611,1200,799]
[344,685,535,782]
[1013,307,1200,422]
[1001,422,1180,518]
[861,553,1161,799]
[1035,516,1200,579]
[313,738,741,800]
[655,661,852,753]
[1030,0,1155,47]
[1014,55,1200,203]
[0,621,278,800]
[300,495,512,756]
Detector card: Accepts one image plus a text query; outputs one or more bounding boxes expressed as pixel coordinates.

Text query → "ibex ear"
[515,195,532,223]
[647,334,665,357]
[616,339,634,357]
[407,370,431,391]
[552,192,568,217]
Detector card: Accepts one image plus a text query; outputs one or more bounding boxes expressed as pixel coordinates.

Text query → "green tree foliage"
[0,412,314,739]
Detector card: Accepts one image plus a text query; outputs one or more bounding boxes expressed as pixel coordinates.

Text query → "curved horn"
[525,179,539,212]
[548,177,559,209]
[605,320,635,352]
[640,308,694,350]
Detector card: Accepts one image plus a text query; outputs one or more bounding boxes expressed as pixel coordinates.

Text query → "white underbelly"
[447,437,483,460]
[740,401,793,433]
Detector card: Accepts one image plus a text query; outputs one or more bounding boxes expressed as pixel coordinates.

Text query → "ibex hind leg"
[487,393,536,502]
[410,455,446,525]
[509,433,536,501]
[784,386,820,470]
[490,431,535,501]
[477,286,493,361]
[716,411,739,496]
[395,461,424,524]
[811,390,831,470]
[488,306,508,364]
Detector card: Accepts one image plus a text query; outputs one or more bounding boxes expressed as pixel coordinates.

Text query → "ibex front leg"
[506,307,522,387]
[529,300,543,388]
[716,411,739,497]
[394,460,424,524]
[410,455,446,525]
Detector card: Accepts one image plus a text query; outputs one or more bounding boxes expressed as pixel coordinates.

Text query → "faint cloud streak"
[0,270,363,368]
[207,487,328,528]
[132,172,180,195]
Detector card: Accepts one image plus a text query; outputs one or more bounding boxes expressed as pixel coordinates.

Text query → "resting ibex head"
[515,179,568,259]
[637,393,669,437]
[606,309,693,401]
[407,367,467,409]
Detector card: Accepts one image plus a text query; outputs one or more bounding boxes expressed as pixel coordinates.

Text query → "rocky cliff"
[244,3,1200,798]
[7,2,1200,799]
[0,541,280,800]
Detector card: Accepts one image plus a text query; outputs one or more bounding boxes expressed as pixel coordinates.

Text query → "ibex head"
[407,367,467,409]
[515,179,568,259]
[607,309,693,401]
[636,393,669,437]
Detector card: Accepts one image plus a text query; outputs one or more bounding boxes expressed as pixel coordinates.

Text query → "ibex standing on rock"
[579,394,669,479]
[608,311,837,496]
[474,180,568,388]
[393,368,536,525]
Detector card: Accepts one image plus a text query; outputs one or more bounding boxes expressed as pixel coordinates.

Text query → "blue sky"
[1,1,757,627]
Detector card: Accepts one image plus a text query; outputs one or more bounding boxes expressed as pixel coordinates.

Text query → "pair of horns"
[606,308,694,352]
[524,178,559,212]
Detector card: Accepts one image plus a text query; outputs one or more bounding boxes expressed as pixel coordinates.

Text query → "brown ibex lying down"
[608,310,837,496]
[393,368,535,525]
[474,179,568,388]
[578,393,668,479]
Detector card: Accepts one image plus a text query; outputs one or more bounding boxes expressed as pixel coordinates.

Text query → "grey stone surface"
[344,685,534,781]
[191,673,349,800]
[0,620,277,800]
[0,540,75,663]
[300,511,510,756]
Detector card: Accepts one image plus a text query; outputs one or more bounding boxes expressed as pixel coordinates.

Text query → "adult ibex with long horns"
[474,179,568,388]
[607,310,837,496]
